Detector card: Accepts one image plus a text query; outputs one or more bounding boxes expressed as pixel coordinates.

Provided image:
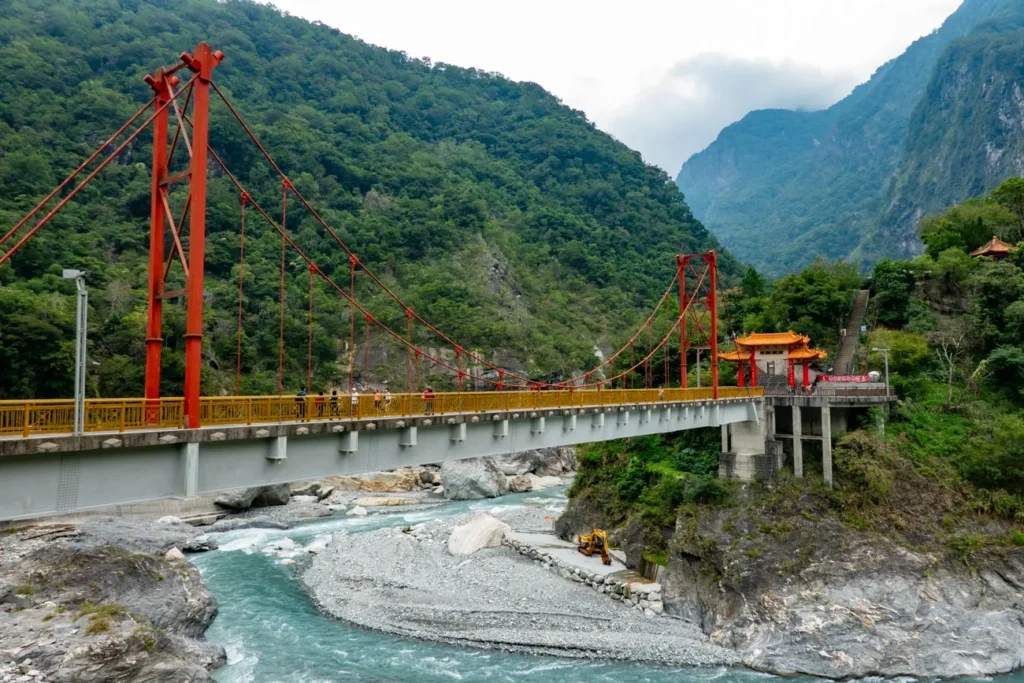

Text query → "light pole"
[63,269,87,434]
[872,347,890,398]
[872,347,891,434]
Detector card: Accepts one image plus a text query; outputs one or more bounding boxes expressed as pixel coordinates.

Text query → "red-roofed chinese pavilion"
[718,331,827,388]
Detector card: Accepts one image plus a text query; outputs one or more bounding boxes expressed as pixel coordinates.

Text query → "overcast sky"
[274,0,963,173]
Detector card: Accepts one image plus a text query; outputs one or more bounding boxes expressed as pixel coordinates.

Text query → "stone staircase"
[834,289,870,374]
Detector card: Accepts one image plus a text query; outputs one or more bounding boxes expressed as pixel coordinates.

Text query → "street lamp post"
[872,346,891,435]
[872,347,890,398]
[63,270,87,434]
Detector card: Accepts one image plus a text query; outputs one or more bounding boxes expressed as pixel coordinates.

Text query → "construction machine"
[577,528,611,565]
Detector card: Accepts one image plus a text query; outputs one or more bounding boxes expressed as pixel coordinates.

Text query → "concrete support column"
[182,441,199,498]
[822,404,832,488]
[721,424,729,453]
[792,405,803,478]
[719,414,770,481]
[831,408,848,435]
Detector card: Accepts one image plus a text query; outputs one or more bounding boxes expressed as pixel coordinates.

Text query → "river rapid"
[192,489,1024,683]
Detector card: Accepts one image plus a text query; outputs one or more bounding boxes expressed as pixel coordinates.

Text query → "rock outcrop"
[492,450,549,476]
[447,513,510,555]
[493,448,576,477]
[440,457,510,500]
[661,499,1024,679]
[214,484,291,509]
[0,520,224,682]
[507,475,533,493]
[525,474,563,490]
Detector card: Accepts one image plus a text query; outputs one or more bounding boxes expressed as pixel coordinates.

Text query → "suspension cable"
[0,76,197,267]
[308,264,314,392]
[0,96,156,250]
[349,254,357,393]
[236,192,248,395]
[210,80,681,389]
[278,181,287,395]
[202,138,684,392]
[406,309,414,394]
[364,313,371,387]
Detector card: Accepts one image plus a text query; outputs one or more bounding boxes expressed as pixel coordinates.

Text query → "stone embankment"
[505,537,665,617]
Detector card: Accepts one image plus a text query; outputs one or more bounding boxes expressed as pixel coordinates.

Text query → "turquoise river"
[191,489,1024,683]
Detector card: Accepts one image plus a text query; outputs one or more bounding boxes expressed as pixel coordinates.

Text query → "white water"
[191,490,1023,683]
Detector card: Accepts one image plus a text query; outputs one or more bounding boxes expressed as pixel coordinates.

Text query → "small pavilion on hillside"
[718,331,827,389]
[970,237,1018,259]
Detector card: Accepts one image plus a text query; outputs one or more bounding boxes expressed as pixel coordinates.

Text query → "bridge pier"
[182,442,200,498]
[718,402,776,481]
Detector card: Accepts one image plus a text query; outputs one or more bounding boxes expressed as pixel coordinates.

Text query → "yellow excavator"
[577,528,611,565]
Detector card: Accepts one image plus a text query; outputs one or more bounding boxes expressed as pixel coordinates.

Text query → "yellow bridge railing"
[0,387,762,438]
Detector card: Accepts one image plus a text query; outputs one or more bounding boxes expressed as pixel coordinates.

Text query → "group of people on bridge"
[290,385,439,419]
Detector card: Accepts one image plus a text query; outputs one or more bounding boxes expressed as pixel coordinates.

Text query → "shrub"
[670,447,718,476]
[959,414,1024,496]
[834,431,894,503]
[683,475,729,504]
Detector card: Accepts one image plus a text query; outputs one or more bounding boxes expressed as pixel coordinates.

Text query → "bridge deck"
[0,387,761,440]
[0,391,764,521]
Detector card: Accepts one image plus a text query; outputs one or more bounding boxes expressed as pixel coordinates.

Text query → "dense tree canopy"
[0,0,734,399]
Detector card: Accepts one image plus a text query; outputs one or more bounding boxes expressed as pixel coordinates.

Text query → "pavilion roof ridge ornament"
[970,236,1019,258]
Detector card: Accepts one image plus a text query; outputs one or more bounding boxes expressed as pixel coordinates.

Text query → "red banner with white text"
[818,375,871,383]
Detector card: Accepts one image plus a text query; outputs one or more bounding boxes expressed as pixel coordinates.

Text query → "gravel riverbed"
[301,505,739,667]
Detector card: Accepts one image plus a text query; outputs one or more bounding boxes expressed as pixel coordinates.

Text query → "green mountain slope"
[869,3,1024,255]
[676,0,1010,276]
[0,0,734,399]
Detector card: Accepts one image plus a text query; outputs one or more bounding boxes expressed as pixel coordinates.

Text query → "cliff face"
[558,428,1024,679]
[676,0,1017,275]
[663,489,1024,679]
[871,4,1024,256]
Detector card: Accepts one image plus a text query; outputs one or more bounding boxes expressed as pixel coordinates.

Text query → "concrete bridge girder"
[0,399,762,521]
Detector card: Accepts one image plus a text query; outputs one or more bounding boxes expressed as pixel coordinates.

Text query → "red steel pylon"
[677,251,719,398]
[143,43,223,428]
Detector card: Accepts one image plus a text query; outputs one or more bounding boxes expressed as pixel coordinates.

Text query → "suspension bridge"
[0,43,765,521]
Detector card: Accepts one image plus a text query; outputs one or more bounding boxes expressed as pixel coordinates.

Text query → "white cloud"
[606,54,859,172]
[272,0,963,172]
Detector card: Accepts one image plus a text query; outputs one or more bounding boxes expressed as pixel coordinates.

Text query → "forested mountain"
[0,0,734,399]
[676,0,1015,276]
[870,2,1024,255]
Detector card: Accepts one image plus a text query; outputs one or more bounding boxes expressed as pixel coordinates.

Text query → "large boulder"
[440,457,509,500]
[526,474,563,491]
[493,448,577,476]
[507,475,533,493]
[214,484,290,510]
[535,447,577,476]
[324,476,363,492]
[447,512,511,555]
[492,450,548,476]
[253,484,291,506]
[359,469,418,492]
